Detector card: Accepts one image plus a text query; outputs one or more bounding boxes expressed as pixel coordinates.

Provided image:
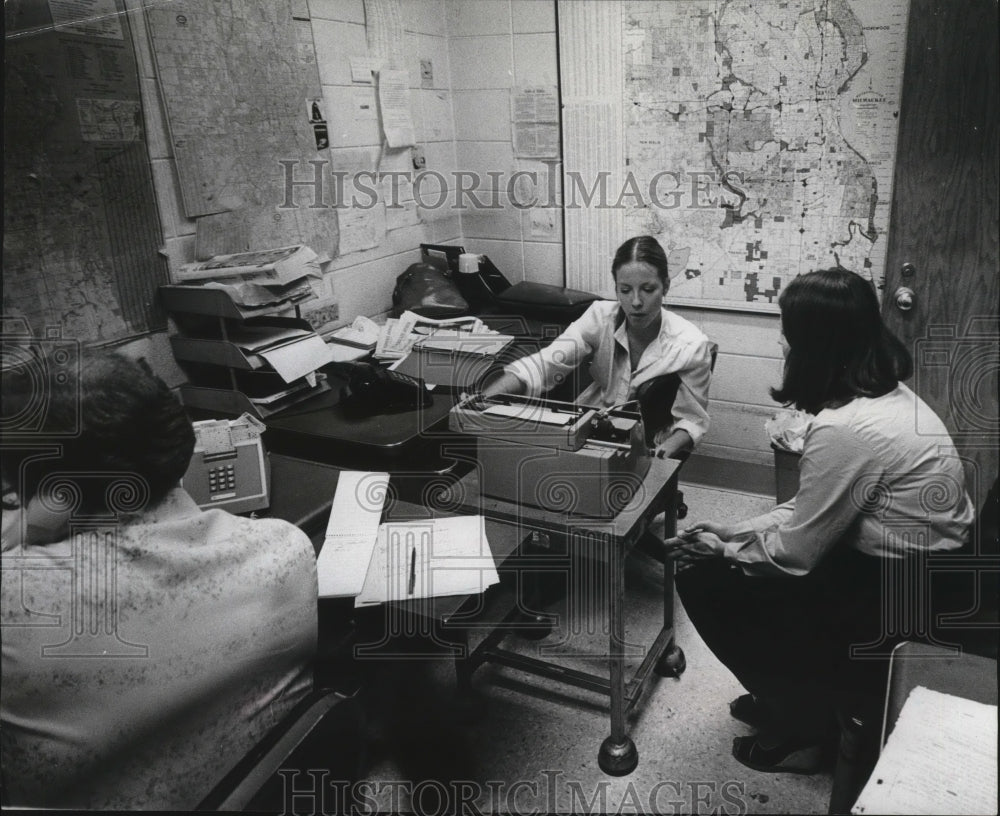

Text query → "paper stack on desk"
[316,471,499,605]
[355,516,499,608]
[177,245,325,314]
[373,311,507,362]
[316,471,389,599]
[227,324,337,383]
[177,245,324,285]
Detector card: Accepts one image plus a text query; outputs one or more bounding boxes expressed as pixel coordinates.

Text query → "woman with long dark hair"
[665,268,974,773]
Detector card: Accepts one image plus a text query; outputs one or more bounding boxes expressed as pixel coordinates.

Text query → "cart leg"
[445,624,485,722]
[598,535,638,776]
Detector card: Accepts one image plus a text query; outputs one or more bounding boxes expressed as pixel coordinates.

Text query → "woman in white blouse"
[665,268,974,774]
[482,235,714,459]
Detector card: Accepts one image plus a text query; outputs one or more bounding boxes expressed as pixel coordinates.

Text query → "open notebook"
[316,471,499,605]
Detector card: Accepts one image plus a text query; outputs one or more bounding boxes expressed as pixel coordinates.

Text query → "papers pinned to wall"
[376,69,415,148]
[512,86,560,159]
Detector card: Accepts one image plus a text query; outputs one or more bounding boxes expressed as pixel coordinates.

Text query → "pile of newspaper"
[176,245,325,312]
[373,311,510,362]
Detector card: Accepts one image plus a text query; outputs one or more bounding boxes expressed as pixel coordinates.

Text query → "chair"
[830,642,998,814]
[636,341,719,533]
[196,688,365,812]
[828,476,999,814]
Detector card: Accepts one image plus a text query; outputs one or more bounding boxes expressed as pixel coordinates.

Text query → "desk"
[259,316,584,470]
[267,451,682,776]
[261,372,458,472]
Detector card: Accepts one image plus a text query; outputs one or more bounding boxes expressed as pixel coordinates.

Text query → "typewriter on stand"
[449,394,651,519]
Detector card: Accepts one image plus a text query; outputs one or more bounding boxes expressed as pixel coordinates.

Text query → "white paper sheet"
[355,516,499,607]
[481,403,575,426]
[853,685,998,815]
[258,334,336,383]
[316,471,389,598]
[376,69,415,148]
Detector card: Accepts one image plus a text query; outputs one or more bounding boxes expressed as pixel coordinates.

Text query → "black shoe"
[729,693,772,729]
[731,734,826,775]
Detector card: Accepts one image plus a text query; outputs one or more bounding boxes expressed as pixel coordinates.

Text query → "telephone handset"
[335,362,432,418]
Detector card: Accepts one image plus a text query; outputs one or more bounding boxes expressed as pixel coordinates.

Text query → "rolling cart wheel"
[598,735,638,776]
[654,644,686,678]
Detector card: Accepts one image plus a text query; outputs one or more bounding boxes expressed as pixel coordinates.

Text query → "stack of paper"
[315,471,500,606]
[355,516,500,607]
[226,325,337,383]
[373,311,504,362]
[414,329,513,357]
[852,685,998,815]
[177,245,326,312]
[178,245,324,284]
[316,471,390,599]
[326,315,381,362]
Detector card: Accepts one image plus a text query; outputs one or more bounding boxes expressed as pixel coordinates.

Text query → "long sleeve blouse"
[722,385,974,576]
[503,301,714,446]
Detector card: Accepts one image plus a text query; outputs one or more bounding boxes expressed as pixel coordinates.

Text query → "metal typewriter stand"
[439,454,684,776]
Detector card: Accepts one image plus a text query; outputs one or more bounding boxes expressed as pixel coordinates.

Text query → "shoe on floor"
[731,734,826,775]
[729,693,772,730]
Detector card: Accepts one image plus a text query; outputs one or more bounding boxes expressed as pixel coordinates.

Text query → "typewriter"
[449,394,650,519]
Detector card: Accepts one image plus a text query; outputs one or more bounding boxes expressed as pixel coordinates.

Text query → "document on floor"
[852,685,998,815]
[355,515,499,607]
[316,471,389,598]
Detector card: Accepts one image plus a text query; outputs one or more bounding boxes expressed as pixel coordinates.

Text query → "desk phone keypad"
[387,369,421,388]
[207,463,237,495]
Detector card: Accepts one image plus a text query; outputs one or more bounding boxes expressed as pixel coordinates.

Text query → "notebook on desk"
[316,470,499,604]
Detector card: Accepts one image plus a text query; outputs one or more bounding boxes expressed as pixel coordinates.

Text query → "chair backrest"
[635,342,718,447]
[197,688,364,811]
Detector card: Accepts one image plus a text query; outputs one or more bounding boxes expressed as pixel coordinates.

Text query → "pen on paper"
[408,545,416,595]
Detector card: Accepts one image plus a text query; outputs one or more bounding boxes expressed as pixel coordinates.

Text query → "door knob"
[894,286,915,311]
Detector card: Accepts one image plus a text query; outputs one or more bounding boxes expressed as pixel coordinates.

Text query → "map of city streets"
[622,0,908,307]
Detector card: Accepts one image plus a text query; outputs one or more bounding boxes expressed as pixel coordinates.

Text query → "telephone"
[334,361,432,418]
[181,413,271,514]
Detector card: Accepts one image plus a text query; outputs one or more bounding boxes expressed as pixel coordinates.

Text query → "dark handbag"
[391,262,470,319]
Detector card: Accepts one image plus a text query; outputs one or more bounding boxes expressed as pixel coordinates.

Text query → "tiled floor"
[352,484,835,814]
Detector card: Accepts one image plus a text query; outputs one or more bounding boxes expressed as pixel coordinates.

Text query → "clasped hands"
[662,521,735,569]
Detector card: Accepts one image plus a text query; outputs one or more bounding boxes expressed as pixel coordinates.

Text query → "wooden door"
[882,0,999,512]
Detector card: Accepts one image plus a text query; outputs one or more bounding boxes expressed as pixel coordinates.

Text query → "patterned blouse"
[1,487,318,810]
